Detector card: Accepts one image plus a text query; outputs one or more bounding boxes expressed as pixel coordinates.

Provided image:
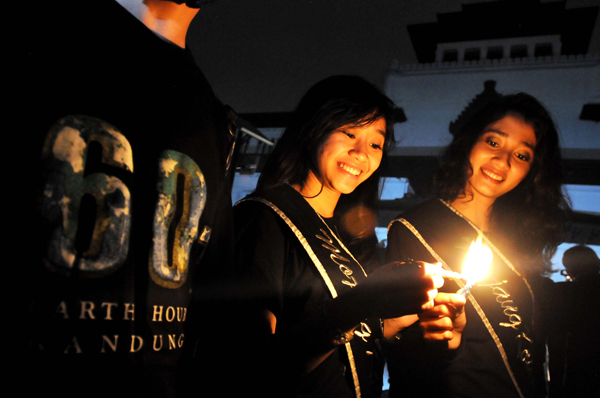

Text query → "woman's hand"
[359,260,444,319]
[383,315,419,340]
[381,263,463,339]
[326,260,444,334]
[419,292,467,349]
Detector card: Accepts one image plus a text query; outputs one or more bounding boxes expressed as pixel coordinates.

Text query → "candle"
[460,236,492,297]
[424,262,462,280]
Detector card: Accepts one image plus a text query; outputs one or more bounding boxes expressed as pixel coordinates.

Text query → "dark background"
[188,0,600,114]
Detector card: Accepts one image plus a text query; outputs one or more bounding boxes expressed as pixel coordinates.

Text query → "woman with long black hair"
[233,75,460,398]
[385,93,571,398]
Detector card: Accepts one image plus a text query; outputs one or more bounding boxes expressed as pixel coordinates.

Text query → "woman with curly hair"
[385,93,571,398]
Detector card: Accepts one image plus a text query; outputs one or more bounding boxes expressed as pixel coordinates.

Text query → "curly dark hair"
[257,75,395,212]
[436,93,571,275]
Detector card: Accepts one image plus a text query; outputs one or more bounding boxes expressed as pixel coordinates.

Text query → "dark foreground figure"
[549,245,600,397]
[27,1,235,397]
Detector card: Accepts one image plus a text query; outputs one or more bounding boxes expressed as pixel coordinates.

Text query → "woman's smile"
[480,167,504,182]
[467,115,536,202]
[337,161,362,177]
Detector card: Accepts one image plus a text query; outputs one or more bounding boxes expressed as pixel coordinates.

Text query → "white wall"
[385,56,600,157]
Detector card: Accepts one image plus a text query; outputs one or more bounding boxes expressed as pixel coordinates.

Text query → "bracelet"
[332,330,355,345]
[319,304,355,346]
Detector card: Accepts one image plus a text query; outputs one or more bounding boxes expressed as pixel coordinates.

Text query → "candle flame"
[462,236,492,285]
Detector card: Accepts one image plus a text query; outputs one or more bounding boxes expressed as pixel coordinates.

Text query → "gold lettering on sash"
[354,322,372,343]
[339,265,357,287]
[493,286,511,299]
[492,286,522,329]
[488,280,532,368]
[518,331,532,343]
[316,228,357,287]
[520,349,533,366]
[500,314,523,329]
[517,333,534,368]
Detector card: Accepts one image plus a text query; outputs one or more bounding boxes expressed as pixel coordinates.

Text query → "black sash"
[238,185,375,398]
[389,199,535,398]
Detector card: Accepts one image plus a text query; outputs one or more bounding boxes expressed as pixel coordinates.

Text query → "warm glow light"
[462,236,492,288]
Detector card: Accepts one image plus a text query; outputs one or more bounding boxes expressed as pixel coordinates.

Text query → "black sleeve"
[234,203,291,318]
[231,203,292,396]
[232,203,349,397]
[386,219,437,264]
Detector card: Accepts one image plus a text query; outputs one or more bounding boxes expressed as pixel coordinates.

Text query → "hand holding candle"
[418,237,491,349]
[419,292,467,349]
[423,262,463,281]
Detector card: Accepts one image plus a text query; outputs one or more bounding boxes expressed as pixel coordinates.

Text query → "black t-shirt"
[27,2,234,397]
[233,190,384,398]
[385,199,543,398]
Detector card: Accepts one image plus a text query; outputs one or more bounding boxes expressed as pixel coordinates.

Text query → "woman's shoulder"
[233,186,311,252]
[233,192,304,277]
[389,198,447,227]
[386,198,473,261]
[234,196,287,238]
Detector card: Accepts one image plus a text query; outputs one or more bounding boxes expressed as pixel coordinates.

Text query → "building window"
[442,49,458,62]
[464,47,481,61]
[510,44,528,58]
[487,46,504,60]
[534,43,553,57]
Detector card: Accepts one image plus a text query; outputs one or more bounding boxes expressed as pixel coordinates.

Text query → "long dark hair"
[436,93,571,275]
[257,75,395,212]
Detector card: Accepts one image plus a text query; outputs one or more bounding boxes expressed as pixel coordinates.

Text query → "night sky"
[188,0,600,114]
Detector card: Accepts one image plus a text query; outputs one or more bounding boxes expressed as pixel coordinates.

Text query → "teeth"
[482,169,503,181]
[338,162,361,176]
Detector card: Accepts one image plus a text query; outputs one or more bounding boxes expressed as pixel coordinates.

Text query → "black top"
[385,199,546,398]
[27,2,234,397]
[233,185,384,398]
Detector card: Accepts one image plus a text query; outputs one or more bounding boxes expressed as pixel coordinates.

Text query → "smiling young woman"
[385,93,571,398]
[457,114,538,231]
[232,76,456,398]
